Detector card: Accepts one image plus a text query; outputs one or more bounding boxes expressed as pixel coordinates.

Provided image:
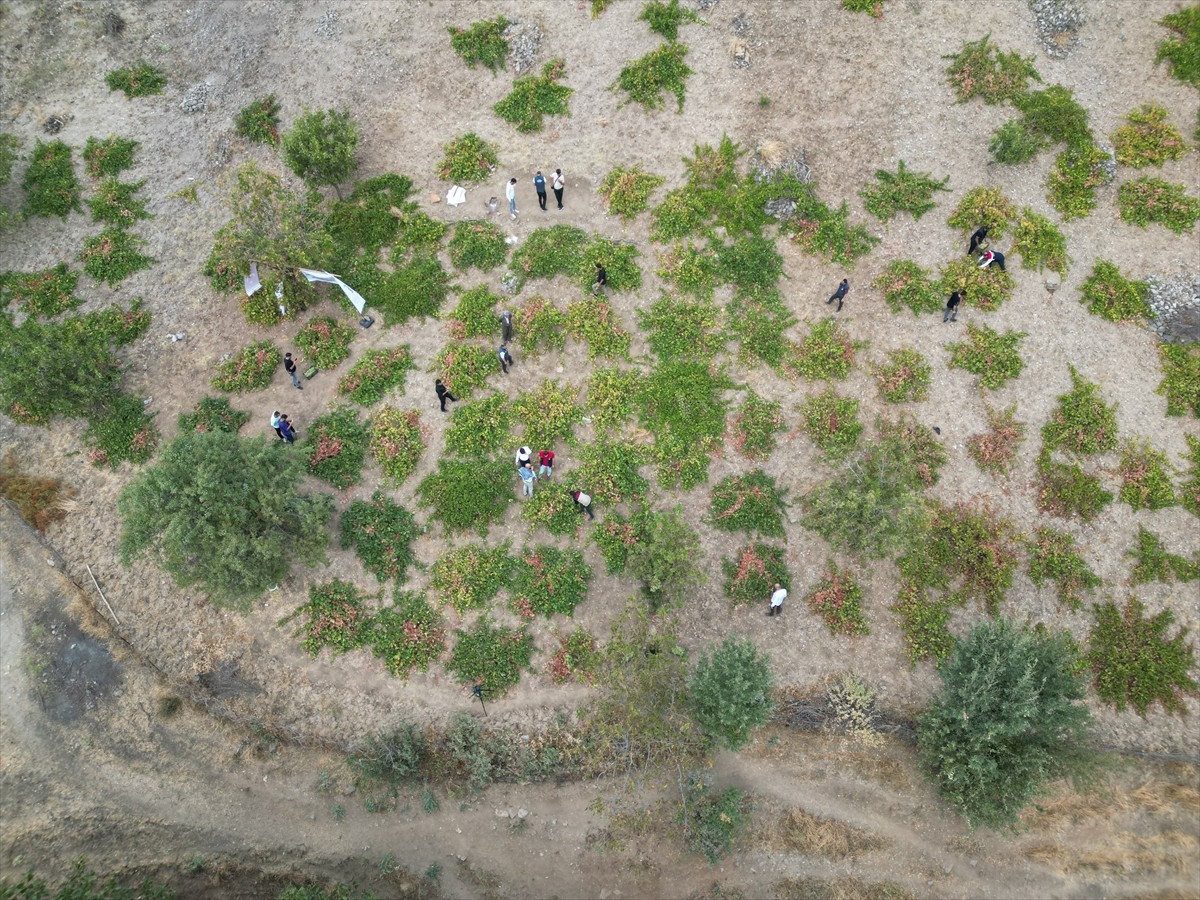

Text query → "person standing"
[533,171,548,211]
[593,262,607,294]
[519,462,536,498]
[572,489,594,520]
[538,448,555,480]
[279,414,297,444]
[506,177,518,219]
[498,342,514,374]
[767,582,787,617]
[967,226,989,256]
[435,378,458,412]
[284,352,303,390]
[515,445,532,470]
[552,168,564,209]
[979,249,1006,271]
[499,309,513,343]
[943,290,962,323]
[826,278,849,312]
[270,410,284,440]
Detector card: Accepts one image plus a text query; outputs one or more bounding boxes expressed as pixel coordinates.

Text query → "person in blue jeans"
[284,352,302,390]
[533,171,547,211]
[279,415,297,444]
[518,462,536,497]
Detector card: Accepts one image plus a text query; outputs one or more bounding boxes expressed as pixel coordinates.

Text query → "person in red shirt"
[538,449,554,480]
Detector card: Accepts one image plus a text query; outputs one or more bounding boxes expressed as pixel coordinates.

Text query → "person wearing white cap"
[515,446,532,470]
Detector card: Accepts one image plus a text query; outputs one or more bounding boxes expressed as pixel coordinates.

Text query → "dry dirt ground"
[1,0,1199,896]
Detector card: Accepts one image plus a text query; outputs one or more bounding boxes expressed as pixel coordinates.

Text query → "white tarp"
[446,185,466,207]
[298,268,367,314]
[244,261,262,296]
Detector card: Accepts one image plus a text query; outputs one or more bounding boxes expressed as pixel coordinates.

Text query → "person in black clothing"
[968,226,989,256]
[826,278,849,312]
[943,291,962,323]
[594,262,607,293]
[978,249,1006,272]
[498,343,514,374]
[533,171,548,211]
[436,379,457,412]
[500,310,513,343]
[284,352,303,390]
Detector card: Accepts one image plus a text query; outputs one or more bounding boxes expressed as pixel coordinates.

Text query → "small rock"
[47,558,55,567]
[943,864,953,875]
[430,193,440,204]
[456,827,462,834]
[496,809,509,818]
[517,808,529,819]
[341,785,356,797]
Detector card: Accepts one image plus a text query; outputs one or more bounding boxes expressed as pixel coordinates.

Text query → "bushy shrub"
[586,367,641,431]
[988,119,1048,164]
[510,546,592,619]
[639,0,704,39]
[1086,597,1198,715]
[367,592,446,677]
[625,505,704,612]
[690,637,774,750]
[728,392,785,460]
[340,491,420,582]
[873,260,942,316]
[639,294,723,361]
[21,140,81,219]
[511,379,580,448]
[1012,209,1068,276]
[871,347,930,403]
[447,16,510,71]
[722,542,790,607]
[1113,103,1187,167]
[178,396,250,435]
[296,316,355,369]
[416,458,512,535]
[613,42,692,113]
[1157,342,1200,418]
[82,392,158,469]
[87,177,151,226]
[1046,140,1112,220]
[876,415,947,487]
[787,318,864,381]
[104,61,166,97]
[306,405,369,489]
[1128,525,1200,586]
[373,254,450,325]
[599,164,665,219]
[946,186,1018,240]
[967,404,1026,476]
[282,108,359,195]
[572,439,649,503]
[1078,260,1150,322]
[447,618,533,696]
[448,220,507,271]
[787,199,879,266]
[234,94,282,145]
[710,470,787,537]
[1117,439,1177,510]
[438,132,499,183]
[349,721,426,785]
[804,562,869,636]
[943,34,1041,104]
[369,407,426,484]
[82,135,139,178]
[447,285,501,340]
[430,543,512,612]
[80,227,156,286]
[678,779,751,864]
[514,296,567,355]
[637,360,730,488]
[337,346,414,407]
[937,257,1016,312]
[726,286,797,370]
[1155,5,1200,88]
[444,394,512,456]
[859,160,949,222]
[1027,527,1100,610]
[0,453,72,532]
[1118,177,1200,233]
[547,629,601,684]
[1041,366,1118,455]
[1034,450,1113,521]
[945,323,1026,389]
[919,619,1095,830]
[282,579,373,656]
[494,59,573,133]
[432,342,498,398]
[0,264,80,318]
[212,341,281,393]
[796,390,862,461]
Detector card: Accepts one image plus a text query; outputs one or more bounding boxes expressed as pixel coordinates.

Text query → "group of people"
[821,225,1005,323]
[270,410,299,443]
[514,446,594,519]
[508,169,566,218]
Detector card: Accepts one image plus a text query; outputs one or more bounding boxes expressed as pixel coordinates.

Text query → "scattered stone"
[430,193,441,204]
[169,332,186,342]
[517,808,529,819]
[1028,0,1084,58]
[181,82,211,113]
[101,11,126,38]
[752,142,812,185]
[496,808,509,817]
[341,785,356,797]
[42,114,68,135]
[1093,139,1118,183]
[697,0,719,9]
[314,8,341,38]
[505,20,543,76]
[1145,270,1200,344]
[730,12,749,35]
[729,38,750,69]
[501,273,521,294]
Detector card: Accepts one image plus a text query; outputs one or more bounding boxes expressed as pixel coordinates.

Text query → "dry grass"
[775,876,914,900]
[757,139,789,169]
[762,807,889,860]
[1024,831,1198,877]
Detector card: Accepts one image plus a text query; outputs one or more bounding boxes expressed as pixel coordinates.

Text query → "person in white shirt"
[506,178,518,218]
[768,582,787,617]
[551,169,564,209]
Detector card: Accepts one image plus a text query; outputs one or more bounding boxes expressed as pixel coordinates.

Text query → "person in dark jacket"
[435,379,458,412]
[279,414,297,444]
[978,249,1006,272]
[284,352,303,390]
[498,343,514,374]
[500,310,513,343]
[943,291,962,323]
[968,226,989,256]
[826,278,849,312]
[533,171,548,211]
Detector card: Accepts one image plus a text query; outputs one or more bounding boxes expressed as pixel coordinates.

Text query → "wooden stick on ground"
[85,563,121,626]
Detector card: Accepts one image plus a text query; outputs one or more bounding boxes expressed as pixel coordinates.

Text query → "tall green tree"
[626,504,704,612]
[690,636,774,750]
[203,162,334,323]
[118,431,333,606]
[282,108,359,198]
[918,618,1097,830]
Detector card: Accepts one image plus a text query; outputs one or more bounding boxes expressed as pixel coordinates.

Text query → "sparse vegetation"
[640,0,704,40]
[1041,366,1119,456]
[967,404,1026,476]
[1155,5,1200,88]
[710,470,787,538]
[1012,209,1068,276]
[1027,527,1100,610]
[804,562,869,636]
[212,341,281,394]
[448,16,510,72]
[722,542,791,607]
[1157,342,1200,417]
[873,260,943,316]
[438,132,499,183]
[1035,450,1113,522]
[1112,103,1187,167]
[1128,525,1200,586]
[728,392,785,460]
[234,94,282,145]
[340,492,419,583]
[787,318,864,381]
[796,390,862,461]
[448,220,507,272]
[0,264,80,318]
[871,348,930,403]
[1117,177,1200,234]
[104,61,166,97]
[1117,439,1176,510]
[614,41,693,113]
[305,405,369,489]
[82,135,139,178]
[859,160,949,222]
[946,323,1026,389]
[989,119,1048,164]
[944,34,1041,104]
[1078,260,1151,322]
[599,164,665,220]
[21,140,82,219]
[494,59,573,133]
[337,346,415,407]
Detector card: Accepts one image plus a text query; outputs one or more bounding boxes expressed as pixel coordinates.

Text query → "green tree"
[203,162,335,324]
[0,314,121,422]
[282,108,359,199]
[626,505,704,612]
[690,636,774,750]
[117,431,333,606]
[918,619,1097,830]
